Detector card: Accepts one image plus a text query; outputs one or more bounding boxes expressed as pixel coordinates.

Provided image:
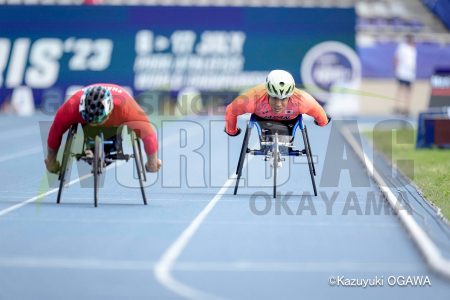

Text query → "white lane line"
[2,217,398,227]
[0,123,199,217]
[340,125,450,281]
[154,176,236,300]
[0,257,153,270]
[0,146,42,163]
[173,261,422,273]
[0,161,124,217]
[0,257,420,273]
[154,147,256,300]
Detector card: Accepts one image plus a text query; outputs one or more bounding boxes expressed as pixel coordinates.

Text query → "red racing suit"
[47,83,157,155]
[225,84,329,135]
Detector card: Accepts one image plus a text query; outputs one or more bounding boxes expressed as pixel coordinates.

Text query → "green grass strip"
[364,129,450,220]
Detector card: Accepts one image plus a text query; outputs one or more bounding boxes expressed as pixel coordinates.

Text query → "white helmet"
[265,70,295,99]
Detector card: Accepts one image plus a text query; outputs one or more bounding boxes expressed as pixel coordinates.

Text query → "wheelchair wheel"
[302,129,317,196]
[234,125,251,195]
[57,124,78,204]
[273,132,278,199]
[136,138,147,182]
[304,125,316,176]
[93,135,103,207]
[131,131,147,205]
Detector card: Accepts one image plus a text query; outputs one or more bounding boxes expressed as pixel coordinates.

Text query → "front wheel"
[304,125,316,176]
[57,124,77,204]
[131,132,147,205]
[234,125,251,195]
[93,135,103,207]
[273,132,278,199]
[302,129,317,196]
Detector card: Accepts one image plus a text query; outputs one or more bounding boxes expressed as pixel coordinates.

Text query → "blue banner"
[0,6,356,108]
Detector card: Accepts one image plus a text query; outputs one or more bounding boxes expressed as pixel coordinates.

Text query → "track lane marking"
[154,175,236,300]
[154,144,257,300]
[340,125,450,281]
[0,162,125,217]
[0,124,197,217]
[0,257,421,273]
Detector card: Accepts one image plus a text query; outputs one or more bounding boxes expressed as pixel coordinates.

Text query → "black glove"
[224,127,241,137]
[314,114,332,126]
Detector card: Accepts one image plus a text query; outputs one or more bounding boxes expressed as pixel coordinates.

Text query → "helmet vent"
[79,85,113,124]
[265,70,295,99]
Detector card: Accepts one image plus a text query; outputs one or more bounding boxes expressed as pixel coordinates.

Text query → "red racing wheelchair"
[56,124,148,207]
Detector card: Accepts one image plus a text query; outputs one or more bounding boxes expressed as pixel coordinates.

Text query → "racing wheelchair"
[56,124,148,207]
[234,114,317,198]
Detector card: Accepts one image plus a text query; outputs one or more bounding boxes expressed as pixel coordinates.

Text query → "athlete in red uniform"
[45,84,161,173]
[225,70,330,136]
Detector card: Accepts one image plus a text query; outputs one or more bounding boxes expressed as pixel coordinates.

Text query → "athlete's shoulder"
[290,88,305,102]
[239,84,267,101]
[55,89,83,120]
[64,88,83,107]
[248,84,266,93]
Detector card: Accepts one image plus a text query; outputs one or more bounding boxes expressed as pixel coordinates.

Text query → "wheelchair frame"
[56,124,148,207]
[234,114,317,198]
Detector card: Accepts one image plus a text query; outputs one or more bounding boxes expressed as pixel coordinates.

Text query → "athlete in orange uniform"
[225,70,330,136]
[45,84,161,173]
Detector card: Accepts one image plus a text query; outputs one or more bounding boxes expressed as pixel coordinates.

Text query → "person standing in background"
[393,34,417,116]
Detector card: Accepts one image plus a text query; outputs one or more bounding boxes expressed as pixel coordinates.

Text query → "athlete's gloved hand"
[314,114,332,126]
[224,127,241,137]
[45,158,60,174]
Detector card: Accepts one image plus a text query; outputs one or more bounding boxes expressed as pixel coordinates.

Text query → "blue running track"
[0,114,449,300]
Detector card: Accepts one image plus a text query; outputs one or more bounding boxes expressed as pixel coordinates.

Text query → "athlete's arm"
[121,96,161,172]
[297,89,329,126]
[225,85,260,135]
[45,94,83,173]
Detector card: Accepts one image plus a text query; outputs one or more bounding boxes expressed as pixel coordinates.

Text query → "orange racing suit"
[225,84,329,135]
